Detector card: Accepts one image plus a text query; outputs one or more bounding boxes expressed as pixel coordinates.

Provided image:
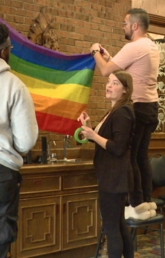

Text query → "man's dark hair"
[127,8,149,31]
[0,23,9,45]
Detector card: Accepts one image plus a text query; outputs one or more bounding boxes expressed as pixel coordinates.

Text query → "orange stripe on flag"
[31,93,87,120]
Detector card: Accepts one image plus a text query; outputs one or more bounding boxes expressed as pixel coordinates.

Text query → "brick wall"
[0,0,131,157]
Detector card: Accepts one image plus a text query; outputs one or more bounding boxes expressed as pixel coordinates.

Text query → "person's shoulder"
[123,38,146,49]
[8,71,26,90]
[135,38,158,50]
[115,104,133,112]
[0,67,25,90]
[122,104,134,114]
[122,41,134,49]
[114,104,135,120]
[121,41,138,53]
[0,58,10,73]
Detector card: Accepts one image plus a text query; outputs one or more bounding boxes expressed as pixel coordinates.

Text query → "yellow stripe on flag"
[11,70,91,104]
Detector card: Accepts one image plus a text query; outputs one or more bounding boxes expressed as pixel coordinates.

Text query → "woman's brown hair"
[110,70,133,113]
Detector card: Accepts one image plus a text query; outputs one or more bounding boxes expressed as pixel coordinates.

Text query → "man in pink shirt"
[90,8,160,217]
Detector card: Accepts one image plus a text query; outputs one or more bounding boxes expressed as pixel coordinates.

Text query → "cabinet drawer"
[63,173,97,190]
[21,176,61,193]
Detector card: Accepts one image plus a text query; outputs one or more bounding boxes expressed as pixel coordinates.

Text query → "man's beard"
[125,34,131,40]
[125,28,133,41]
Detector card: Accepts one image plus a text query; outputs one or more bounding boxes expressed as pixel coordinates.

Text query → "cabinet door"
[11,196,61,258]
[62,191,100,250]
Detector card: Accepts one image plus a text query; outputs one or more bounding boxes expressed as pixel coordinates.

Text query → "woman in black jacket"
[78,70,135,258]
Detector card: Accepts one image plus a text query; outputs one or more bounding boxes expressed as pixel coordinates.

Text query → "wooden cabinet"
[11,161,100,258]
[62,192,99,250]
[9,138,165,258]
[20,175,62,194]
[13,196,61,258]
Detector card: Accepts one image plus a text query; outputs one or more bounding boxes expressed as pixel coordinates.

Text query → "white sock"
[148,202,157,210]
[150,209,156,218]
[134,202,150,214]
[125,205,151,220]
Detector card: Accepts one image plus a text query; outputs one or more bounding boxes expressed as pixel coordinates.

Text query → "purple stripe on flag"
[0,18,92,61]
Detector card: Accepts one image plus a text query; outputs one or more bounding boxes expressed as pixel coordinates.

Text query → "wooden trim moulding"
[151,133,165,139]
[149,13,165,27]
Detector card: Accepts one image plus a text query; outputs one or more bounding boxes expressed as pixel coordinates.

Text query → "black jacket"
[94,104,135,193]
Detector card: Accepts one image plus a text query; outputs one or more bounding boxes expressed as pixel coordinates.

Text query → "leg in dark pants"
[99,190,134,258]
[130,120,158,206]
[137,122,158,202]
[0,166,22,258]
[0,243,10,258]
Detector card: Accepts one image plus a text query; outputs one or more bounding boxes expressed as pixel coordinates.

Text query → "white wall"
[132,0,165,16]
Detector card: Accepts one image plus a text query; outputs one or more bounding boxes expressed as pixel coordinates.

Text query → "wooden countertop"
[20,160,94,174]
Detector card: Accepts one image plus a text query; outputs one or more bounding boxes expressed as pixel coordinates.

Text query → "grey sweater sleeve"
[10,85,38,154]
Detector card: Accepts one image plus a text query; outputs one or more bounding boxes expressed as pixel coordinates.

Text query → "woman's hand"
[77,111,92,128]
[81,126,96,140]
[78,115,108,149]
[81,126,108,149]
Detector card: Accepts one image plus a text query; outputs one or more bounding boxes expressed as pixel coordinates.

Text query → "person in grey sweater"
[0,23,38,258]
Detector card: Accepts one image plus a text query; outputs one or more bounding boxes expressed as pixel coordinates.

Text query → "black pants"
[0,165,22,258]
[99,190,134,258]
[130,119,158,207]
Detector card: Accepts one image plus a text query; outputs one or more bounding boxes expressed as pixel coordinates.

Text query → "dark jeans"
[130,119,158,207]
[99,190,134,258]
[0,165,22,258]
[0,244,10,258]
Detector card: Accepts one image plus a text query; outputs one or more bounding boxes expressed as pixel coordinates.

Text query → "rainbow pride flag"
[0,19,95,135]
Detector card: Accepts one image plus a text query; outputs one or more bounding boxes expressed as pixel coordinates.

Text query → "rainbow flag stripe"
[0,18,95,135]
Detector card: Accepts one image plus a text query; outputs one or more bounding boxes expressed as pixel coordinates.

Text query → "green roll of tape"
[74,122,88,144]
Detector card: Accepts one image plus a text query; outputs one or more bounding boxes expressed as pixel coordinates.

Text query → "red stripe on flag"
[36,111,82,136]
